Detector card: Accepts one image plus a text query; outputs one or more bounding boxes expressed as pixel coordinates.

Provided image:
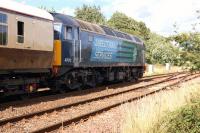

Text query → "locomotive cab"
[51,13,146,87]
[52,13,82,71]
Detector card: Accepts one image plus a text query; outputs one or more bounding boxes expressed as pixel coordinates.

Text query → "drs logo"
[95,51,112,60]
[90,36,137,63]
[90,37,118,62]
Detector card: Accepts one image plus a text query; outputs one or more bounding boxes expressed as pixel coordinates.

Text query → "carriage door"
[15,17,24,49]
[16,17,34,49]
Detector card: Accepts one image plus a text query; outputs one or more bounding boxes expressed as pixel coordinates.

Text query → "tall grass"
[121,79,200,133]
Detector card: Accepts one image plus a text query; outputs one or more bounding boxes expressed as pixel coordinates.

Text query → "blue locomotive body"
[51,13,146,90]
[79,31,144,66]
[52,13,145,68]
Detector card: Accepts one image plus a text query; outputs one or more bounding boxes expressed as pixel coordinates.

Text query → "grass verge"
[121,78,200,133]
[152,100,200,133]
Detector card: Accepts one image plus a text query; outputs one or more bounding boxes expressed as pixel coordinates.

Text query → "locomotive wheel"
[138,71,144,78]
[134,72,139,81]
[64,74,82,90]
[84,74,97,88]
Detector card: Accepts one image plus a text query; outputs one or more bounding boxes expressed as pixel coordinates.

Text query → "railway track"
[0,72,182,124]
[142,72,183,80]
[144,71,184,78]
[32,73,198,133]
[0,71,183,105]
[0,72,196,133]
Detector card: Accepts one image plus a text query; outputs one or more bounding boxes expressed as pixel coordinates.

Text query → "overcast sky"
[14,0,200,36]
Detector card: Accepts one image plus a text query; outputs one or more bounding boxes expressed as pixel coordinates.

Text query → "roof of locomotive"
[52,13,79,27]
[0,0,53,21]
[52,13,143,44]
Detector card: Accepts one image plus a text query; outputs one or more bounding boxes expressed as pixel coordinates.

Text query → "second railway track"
[0,72,197,133]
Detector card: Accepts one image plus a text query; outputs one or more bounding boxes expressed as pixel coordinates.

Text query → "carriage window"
[0,13,7,46]
[64,26,73,40]
[74,28,79,40]
[0,13,7,23]
[17,21,24,43]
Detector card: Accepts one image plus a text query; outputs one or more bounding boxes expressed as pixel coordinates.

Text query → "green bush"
[152,101,200,133]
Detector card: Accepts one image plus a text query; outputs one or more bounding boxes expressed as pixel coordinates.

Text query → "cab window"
[64,26,73,40]
[54,24,62,40]
[17,21,24,43]
[0,13,8,46]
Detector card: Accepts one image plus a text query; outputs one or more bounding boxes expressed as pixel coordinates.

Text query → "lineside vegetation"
[120,78,200,133]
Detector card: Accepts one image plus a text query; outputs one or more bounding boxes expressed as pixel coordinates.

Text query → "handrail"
[73,39,76,63]
[79,40,82,62]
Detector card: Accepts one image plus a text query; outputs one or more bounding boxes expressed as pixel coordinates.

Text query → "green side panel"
[117,41,140,63]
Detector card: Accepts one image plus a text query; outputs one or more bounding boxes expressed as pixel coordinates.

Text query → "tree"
[145,33,180,65]
[75,4,106,24]
[170,33,200,70]
[107,12,150,40]
[168,10,200,70]
[138,21,151,40]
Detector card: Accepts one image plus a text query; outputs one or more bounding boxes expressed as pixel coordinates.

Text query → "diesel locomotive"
[0,1,145,96]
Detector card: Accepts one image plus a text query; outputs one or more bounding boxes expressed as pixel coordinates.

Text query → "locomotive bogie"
[52,66,144,90]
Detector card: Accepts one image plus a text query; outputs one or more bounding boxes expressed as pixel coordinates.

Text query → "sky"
[13,0,200,36]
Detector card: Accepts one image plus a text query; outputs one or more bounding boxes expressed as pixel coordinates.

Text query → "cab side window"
[0,13,8,46]
[17,21,24,43]
[64,26,73,40]
[54,24,61,40]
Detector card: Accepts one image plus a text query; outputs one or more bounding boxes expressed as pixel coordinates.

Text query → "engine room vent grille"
[134,37,142,43]
[124,34,133,40]
[75,19,141,43]
[76,19,105,34]
[101,26,133,41]
[114,31,125,38]
[100,26,116,36]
